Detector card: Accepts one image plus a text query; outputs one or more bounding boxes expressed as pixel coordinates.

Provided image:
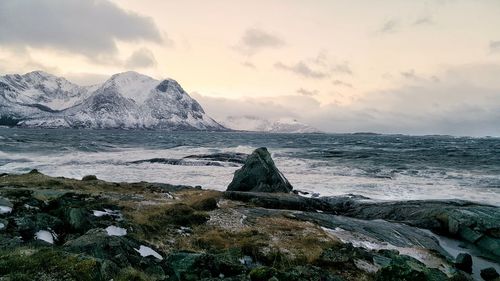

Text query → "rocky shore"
[0,148,499,281]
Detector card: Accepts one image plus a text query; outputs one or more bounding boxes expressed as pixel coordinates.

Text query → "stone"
[65,208,90,232]
[480,267,499,281]
[63,228,162,269]
[227,147,292,193]
[82,175,97,181]
[455,253,472,272]
[374,253,448,281]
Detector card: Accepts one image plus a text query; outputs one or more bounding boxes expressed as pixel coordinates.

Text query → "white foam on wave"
[1,146,499,206]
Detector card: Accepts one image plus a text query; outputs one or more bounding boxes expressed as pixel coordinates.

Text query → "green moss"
[115,267,153,281]
[249,266,277,281]
[0,247,101,281]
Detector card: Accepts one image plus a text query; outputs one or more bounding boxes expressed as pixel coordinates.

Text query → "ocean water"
[0,128,499,206]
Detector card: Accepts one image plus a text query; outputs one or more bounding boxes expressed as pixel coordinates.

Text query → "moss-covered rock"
[0,247,102,281]
[375,253,448,281]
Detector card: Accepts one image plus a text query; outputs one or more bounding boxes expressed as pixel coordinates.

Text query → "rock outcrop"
[0,171,497,281]
[227,147,293,193]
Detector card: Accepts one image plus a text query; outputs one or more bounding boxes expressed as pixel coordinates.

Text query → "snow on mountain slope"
[222,115,321,133]
[0,71,90,110]
[0,71,225,130]
[100,71,158,105]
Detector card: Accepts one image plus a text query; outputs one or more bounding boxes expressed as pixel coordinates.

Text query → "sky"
[0,0,499,136]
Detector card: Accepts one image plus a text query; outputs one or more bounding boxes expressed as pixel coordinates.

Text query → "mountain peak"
[0,70,225,131]
[23,70,59,80]
[108,71,154,81]
[156,78,183,93]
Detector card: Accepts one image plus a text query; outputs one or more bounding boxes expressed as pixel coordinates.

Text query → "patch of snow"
[0,206,12,214]
[93,209,123,220]
[0,223,5,230]
[105,225,127,236]
[35,230,54,244]
[135,245,163,260]
[24,204,39,210]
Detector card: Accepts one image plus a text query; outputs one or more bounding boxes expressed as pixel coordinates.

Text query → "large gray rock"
[227,147,293,193]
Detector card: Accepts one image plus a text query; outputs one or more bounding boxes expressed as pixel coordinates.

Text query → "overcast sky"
[0,0,499,136]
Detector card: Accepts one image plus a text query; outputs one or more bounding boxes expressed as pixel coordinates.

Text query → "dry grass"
[176,214,340,267]
[253,216,340,264]
[175,189,222,210]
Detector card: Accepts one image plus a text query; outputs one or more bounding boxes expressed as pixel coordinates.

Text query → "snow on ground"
[135,245,163,260]
[105,225,127,236]
[0,206,12,214]
[93,209,123,220]
[35,230,55,244]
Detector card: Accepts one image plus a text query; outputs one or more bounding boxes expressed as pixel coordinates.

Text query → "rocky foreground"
[0,148,499,281]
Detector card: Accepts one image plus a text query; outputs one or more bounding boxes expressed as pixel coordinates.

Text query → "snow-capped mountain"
[222,115,321,133]
[0,71,225,130]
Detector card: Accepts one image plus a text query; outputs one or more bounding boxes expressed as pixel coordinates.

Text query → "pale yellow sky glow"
[1,0,500,135]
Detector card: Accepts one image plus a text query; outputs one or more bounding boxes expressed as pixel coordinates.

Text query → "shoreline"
[0,170,498,280]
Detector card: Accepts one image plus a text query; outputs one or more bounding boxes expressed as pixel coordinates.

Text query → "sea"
[1,128,499,206]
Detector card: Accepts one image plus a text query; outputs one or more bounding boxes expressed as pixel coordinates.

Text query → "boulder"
[480,267,499,281]
[63,228,163,269]
[455,253,472,273]
[165,251,246,281]
[227,147,292,193]
[82,175,97,181]
[374,253,448,281]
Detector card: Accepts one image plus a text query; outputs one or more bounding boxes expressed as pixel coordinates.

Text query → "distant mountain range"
[221,116,321,133]
[0,71,320,133]
[0,71,224,130]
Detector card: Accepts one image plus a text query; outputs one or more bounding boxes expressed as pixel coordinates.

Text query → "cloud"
[379,19,399,33]
[65,72,110,86]
[400,69,419,80]
[490,41,500,53]
[242,61,256,69]
[331,63,353,75]
[332,80,353,88]
[192,93,319,122]
[234,28,285,55]
[125,48,157,68]
[297,88,319,96]
[275,61,329,79]
[0,0,164,59]
[413,16,434,25]
[195,63,500,136]
[276,51,353,79]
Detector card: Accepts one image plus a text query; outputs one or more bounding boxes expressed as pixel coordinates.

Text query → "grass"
[0,246,101,281]
[176,214,340,269]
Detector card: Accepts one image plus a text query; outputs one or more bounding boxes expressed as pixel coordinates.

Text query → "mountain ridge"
[0,71,225,130]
